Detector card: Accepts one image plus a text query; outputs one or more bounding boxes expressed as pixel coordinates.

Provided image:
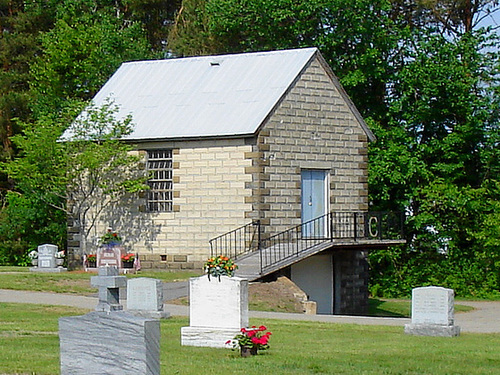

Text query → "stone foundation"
[136,253,204,271]
[334,250,369,315]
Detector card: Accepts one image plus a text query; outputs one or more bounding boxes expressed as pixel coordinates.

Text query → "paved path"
[1,288,499,333]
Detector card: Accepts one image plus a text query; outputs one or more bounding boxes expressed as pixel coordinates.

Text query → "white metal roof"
[84,48,319,141]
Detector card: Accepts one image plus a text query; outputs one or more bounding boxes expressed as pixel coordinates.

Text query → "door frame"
[300,169,330,237]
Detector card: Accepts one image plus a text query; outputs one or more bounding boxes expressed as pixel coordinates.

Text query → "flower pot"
[31,259,38,267]
[240,346,258,357]
[122,262,134,269]
[87,261,96,268]
[56,258,65,267]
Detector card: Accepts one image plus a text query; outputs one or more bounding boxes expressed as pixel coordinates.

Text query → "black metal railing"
[209,211,404,274]
[209,221,261,259]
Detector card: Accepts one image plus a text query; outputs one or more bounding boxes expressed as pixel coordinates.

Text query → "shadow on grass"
[368,298,411,318]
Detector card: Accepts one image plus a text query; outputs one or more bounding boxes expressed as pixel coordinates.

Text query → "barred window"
[147,150,173,212]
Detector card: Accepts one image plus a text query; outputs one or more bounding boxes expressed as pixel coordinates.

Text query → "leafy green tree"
[30,10,151,117]
[368,28,500,297]
[5,101,147,267]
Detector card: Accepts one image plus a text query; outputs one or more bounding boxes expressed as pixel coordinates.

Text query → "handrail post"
[329,212,333,242]
[257,220,262,273]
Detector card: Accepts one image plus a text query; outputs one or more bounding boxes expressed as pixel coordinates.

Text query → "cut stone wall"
[82,138,253,266]
[246,55,369,237]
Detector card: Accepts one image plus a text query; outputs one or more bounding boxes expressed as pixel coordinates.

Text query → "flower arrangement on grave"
[226,325,272,356]
[203,255,237,280]
[121,253,135,264]
[28,249,38,266]
[86,253,97,263]
[101,228,122,246]
[55,250,65,259]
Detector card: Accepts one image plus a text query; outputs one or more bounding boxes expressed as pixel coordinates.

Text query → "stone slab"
[128,310,171,319]
[29,267,67,273]
[59,311,160,375]
[411,286,455,325]
[38,244,58,269]
[180,326,240,348]
[404,324,461,337]
[97,246,124,268]
[188,275,248,329]
[127,278,163,312]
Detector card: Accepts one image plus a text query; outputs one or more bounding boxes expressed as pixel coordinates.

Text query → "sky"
[477,7,500,29]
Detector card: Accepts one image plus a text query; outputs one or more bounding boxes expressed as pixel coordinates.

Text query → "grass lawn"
[0,303,499,375]
[0,267,201,295]
[0,266,475,316]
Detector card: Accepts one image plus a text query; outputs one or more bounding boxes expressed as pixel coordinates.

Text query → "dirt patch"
[167,276,307,314]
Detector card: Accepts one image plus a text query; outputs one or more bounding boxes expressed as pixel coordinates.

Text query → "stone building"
[68,47,403,314]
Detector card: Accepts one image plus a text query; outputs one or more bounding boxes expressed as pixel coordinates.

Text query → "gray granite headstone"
[30,244,67,273]
[38,244,57,268]
[59,311,160,375]
[404,286,460,337]
[127,278,170,319]
[91,267,127,312]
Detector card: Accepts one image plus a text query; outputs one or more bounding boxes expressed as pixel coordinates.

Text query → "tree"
[168,0,400,121]
[368,28,500,297]
[5,101,147,267]
[29,11,151,117]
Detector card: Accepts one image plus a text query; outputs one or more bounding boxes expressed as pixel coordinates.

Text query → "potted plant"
[121,253,135,268]
[203,255,238,281]
[101,228,122,247]
[28,250,38,267]
[226,325,272,357]
[55,250,65,267]
[86,253,97,268]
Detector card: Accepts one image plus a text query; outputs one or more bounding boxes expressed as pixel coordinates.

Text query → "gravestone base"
[404,323,460,337]
[128,310,171,320]
[59,311,160,375]
[181,326,240,348]
[30,267,67,273]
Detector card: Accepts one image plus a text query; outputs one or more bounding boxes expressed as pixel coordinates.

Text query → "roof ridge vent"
[210,61,221,66]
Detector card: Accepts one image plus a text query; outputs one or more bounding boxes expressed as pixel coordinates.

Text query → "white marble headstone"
[189,275,248,329]
[411,286,454,325]
[127,278,163,311]
[181,275,248,348]
[37,244,58,268]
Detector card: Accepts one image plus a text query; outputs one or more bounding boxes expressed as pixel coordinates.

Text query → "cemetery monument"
[404,286,460,337]
[127,277,170,319]
[59,266,160,374]
[181,275,249,348]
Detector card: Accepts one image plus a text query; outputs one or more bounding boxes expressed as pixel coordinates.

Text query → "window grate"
[147,150,173,212]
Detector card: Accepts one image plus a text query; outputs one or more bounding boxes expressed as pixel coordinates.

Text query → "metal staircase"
[209,211,405,281]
